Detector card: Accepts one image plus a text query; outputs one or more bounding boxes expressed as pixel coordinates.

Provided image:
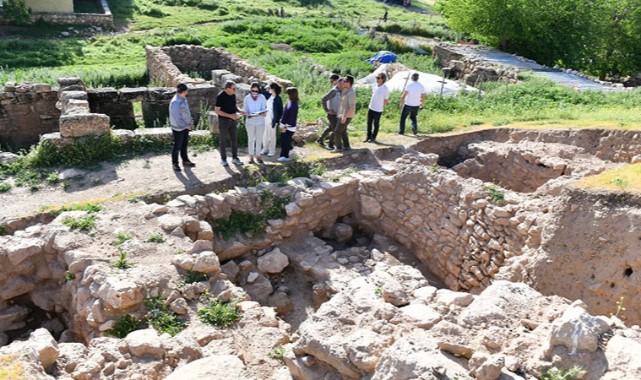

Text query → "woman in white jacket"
[243,82,267,164]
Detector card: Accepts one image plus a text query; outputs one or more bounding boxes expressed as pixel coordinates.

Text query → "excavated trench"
[2,127,641,379]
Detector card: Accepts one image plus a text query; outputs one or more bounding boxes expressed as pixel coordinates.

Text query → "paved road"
[441,45,623,91]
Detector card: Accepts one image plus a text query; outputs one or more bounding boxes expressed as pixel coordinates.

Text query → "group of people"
[168,71,427,171]
[317,71,427,150]
[168,80,299,171]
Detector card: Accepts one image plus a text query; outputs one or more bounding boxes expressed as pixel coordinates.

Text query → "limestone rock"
[96,277,144,310]
[257,248,289,274]
[400,304,442,329]
[6,238,42,265]
[603,335,641,379]
[165,355,254,380]
[192,251,221,274]
[549,306,610,353]
[125,329,165,358]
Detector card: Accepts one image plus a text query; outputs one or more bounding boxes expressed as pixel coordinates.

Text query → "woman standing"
[262,83,283,157]
[243,82,267,164]
[278,87,299,162]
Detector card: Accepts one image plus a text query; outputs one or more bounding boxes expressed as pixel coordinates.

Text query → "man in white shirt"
[365,73,389,143]
[399,72,426,135]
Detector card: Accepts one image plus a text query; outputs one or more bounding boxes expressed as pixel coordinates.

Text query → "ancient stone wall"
[0,82,60,149]
[146,45,291,89]
[0,0,113,26]
[356,152,537,292]
[433,44,517,85]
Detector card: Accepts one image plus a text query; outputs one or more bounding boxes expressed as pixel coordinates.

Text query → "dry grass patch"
[577,163,641,192]
[0,354,25,380]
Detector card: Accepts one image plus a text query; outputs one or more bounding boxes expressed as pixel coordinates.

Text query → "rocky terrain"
[2,127,641,379]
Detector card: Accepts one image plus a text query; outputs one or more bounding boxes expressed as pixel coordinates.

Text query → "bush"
[3,0,31,26]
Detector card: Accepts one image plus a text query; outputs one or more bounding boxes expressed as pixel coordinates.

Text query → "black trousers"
[366,109,382,140]
[218,118,239,161]
[399,105,419,134]
[172,129,189,165]
[280,130,294,158]
[320,113,338,143]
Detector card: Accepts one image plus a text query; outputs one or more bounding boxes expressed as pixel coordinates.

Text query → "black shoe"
[370,139,377,143]
[316,139,325,146]
[412,129,417,135]
[327,145,335,150]
[398,132,404,135]
[363,138,370,143]
[173,164,181,172]
[183,161,196,167]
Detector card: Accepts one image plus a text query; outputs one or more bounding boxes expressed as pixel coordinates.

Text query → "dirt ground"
[0,134,417,220]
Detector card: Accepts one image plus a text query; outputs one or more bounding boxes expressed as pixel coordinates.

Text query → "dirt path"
[0,134,417,221]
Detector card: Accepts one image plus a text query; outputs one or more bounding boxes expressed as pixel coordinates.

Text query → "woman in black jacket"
[262,82,284,157]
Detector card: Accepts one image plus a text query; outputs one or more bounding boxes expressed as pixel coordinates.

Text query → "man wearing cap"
[399,72,426,135]
[318,74,342,148]
[364,73,389,143]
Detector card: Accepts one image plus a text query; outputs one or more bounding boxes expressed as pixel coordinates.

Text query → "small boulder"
[125,329,165,358]
[257,248,289,274]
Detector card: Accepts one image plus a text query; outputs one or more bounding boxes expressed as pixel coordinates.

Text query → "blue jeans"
[399,105,419,134]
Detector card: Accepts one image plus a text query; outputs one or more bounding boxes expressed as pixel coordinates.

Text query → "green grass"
[0,182,12,193]
[184,271,208,284]
[49,203,103,217]
[198,300,241,328]
[578,163,641,193]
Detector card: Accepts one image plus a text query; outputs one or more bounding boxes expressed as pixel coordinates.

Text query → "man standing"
[399,72,426,135]
[169,83,196,172]
[365,73,389,143]
[317,74,342,149]
[332,75,356,152]
[215,80,246,166]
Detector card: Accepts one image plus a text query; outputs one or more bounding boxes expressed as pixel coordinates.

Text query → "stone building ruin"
[0,45,291,149]
[2,125,641,378]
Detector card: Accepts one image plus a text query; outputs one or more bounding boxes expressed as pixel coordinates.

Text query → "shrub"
[483,184,505,206]
[113,231,133,247]
[106,315,144,338]
[198,300,241,328]
[3,0,32,26]
[539,367,583,380]
[145,297,186,336]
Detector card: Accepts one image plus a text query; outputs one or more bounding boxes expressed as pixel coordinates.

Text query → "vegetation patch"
[198,300,241,328]
[0,182,12,193]
[62,214,97,232]
[483,183,506,206]
[50,203,103,217]
[113,231,134,247]
[539,367,583,380]
[577,163,641,193]
[106,315,145,338]
[184,271,208,284]
[0,353,25,379]
[147,232,166,243]
[210,190,290,239]
[144,297,187,336]
[113,249,134,269]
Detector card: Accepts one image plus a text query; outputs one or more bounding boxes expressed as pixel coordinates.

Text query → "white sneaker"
[277,157,289,162]
[232,158,243,165]
[221,160,229,166]
[267,152,275,157]
[260,150,268,155]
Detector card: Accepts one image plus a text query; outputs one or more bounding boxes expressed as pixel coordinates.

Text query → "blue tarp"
[367,51,397,64]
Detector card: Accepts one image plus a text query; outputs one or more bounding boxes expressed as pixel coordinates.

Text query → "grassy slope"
[1,0,641,139]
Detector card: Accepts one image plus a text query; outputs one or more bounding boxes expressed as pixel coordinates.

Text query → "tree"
[437,0,641,78]
[2,0,32,26]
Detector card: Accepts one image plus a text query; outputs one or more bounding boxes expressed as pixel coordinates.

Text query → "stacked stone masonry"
[0,0,113,26]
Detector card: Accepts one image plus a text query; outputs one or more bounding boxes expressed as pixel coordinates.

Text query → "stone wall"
[30,0,112,26]
[146,45,292,89]
[433,44,517,85]
[0,82,59,149]
[356,152,536,292]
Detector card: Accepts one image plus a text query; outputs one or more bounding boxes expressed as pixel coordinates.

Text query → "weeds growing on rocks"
[268,346,286,363]
[198,300,241,328]
[113,231,133,247]
[144,297,186,336]
[147,233,166,243]
[0,182,12,193]
[106,315,144,339]
[113,249,134,269]
[184,271,208,284]
[62,215,97,232]
[50,203,103,217]
[539,367,583,380]
[483,183,506,206]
